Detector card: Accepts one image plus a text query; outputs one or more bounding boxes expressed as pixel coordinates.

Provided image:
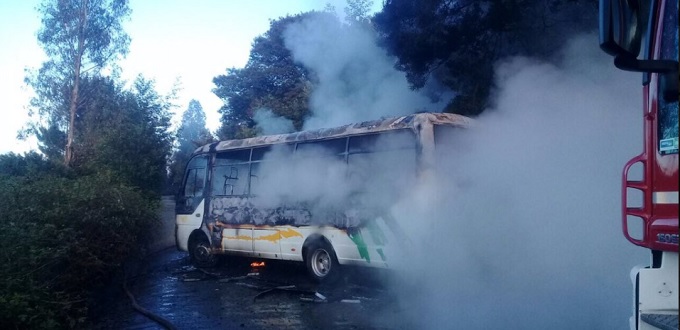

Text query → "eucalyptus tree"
[26,0,131,166]
[168,100,214,194]
[344,0,374,26]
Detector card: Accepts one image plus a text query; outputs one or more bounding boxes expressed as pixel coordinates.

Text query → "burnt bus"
[176,112,471,281]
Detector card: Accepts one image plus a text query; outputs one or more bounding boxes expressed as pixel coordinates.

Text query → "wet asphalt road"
[91,198,409,330]
[92,249,408,330]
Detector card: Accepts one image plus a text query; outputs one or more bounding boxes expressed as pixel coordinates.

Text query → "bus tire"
[305,240,339,282]
[189,234,218,268]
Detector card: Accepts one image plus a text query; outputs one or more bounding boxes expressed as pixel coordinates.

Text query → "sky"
[0,0,382,154]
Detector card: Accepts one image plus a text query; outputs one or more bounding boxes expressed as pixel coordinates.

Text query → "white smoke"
[253,108,295,135]
[252,133,417,227]
[278,12,647,328]
[388,34,648,329]
[283,13,449,130]
[253,147,351,211]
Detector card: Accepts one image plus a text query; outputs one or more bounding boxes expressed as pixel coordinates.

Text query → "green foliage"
[0,152,66,177]
[36,0,130,66]
[344,0,374,26]
[6,2,170,328]
[70,75,173,197]
[168,100,214,195]
[0,153,158,329]
[2,75,171,329]
[373,0,597,115]
[25,0,131,165]
[213,13,317,140]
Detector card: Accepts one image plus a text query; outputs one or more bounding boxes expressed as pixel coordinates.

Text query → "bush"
[0,154,159,328]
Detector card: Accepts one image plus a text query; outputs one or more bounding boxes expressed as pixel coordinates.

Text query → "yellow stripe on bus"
[226,228,303,242]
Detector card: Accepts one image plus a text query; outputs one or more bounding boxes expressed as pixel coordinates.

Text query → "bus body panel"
[175,199,204,251]
[210,224,391,268]
[252,227,283,259]
[221,227,253,255]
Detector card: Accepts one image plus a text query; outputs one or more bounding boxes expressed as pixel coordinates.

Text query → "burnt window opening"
[296,138,348,159]
[213,149,252,196]
[182,156,208,198]
[252,144,294,161]
[184,168,206,198]
[215,149,251,165]
[433,124,462,147]
[347,130,417,207]
[348,129,415,154]
[213,164,250,196]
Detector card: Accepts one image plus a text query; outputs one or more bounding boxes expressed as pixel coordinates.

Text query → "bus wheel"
[189,235,218,268]
[305,240,339,282]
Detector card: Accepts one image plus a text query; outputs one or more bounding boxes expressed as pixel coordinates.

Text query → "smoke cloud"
[283,14,449,130]
[277,13,647,328]
[387,34,648,329]
[253,108,295,135]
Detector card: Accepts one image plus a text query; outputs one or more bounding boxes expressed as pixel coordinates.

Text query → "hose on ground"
[123,269,179,330]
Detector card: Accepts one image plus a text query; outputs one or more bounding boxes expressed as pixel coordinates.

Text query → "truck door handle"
[196,213,201,217]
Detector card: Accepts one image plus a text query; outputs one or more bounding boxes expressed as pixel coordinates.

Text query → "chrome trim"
[653,191,679,204]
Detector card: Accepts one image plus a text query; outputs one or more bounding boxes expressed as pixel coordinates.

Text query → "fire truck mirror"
[599,0,642,58]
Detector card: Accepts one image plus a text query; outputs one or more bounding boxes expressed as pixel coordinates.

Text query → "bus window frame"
[177,154,209,214]
[212,149,252,197]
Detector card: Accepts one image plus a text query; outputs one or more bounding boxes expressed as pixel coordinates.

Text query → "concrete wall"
[147,196,176,253]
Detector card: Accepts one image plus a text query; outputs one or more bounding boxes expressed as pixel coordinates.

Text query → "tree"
[212,13,321,140]
[2,75,171,330]
[74,75,173,196]
[373,0,597,116]
[168,100,214,194]
[344,0,374,26]
[26,0,131,166]
[0,152,159,328]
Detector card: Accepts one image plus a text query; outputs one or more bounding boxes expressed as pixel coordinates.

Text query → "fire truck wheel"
[305,240,340,282]
[189,234,218,268]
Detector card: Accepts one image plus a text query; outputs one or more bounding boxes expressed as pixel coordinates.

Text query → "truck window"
[658,0,678,155]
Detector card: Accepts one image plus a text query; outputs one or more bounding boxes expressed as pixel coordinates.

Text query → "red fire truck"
[599,0,678,329]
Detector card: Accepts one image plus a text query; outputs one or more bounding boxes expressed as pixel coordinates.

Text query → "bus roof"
[195,112,472,154]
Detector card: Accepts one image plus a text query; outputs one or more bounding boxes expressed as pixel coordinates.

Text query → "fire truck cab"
[599,0,678,329]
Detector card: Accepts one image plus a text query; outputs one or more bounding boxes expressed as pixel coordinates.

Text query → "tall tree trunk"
[65,63,81,166]
[64,1,88,167]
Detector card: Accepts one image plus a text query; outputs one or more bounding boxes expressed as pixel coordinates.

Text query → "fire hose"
[122,275,178,330]
[121,252,179,330]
